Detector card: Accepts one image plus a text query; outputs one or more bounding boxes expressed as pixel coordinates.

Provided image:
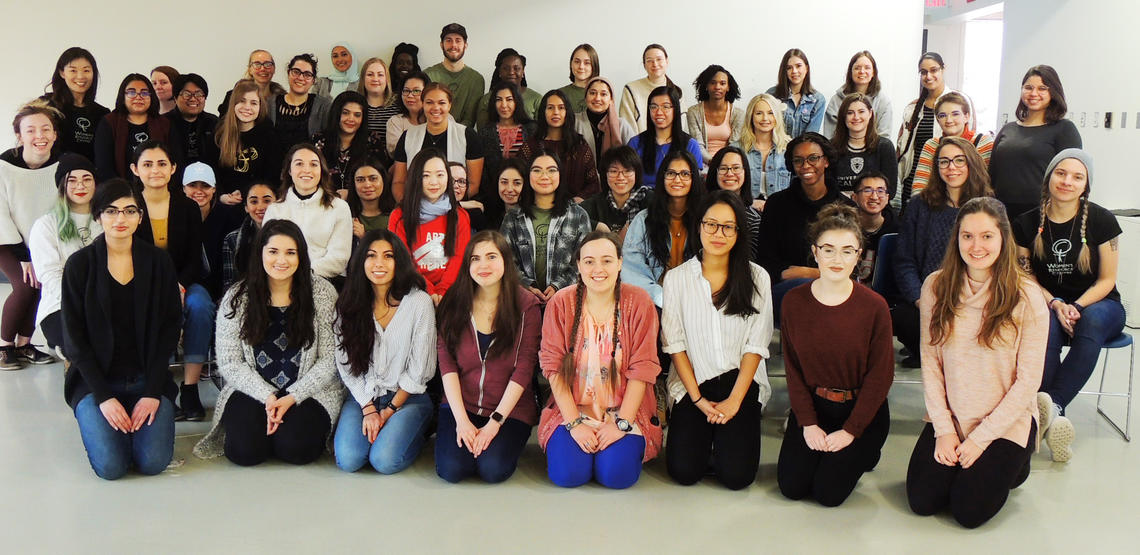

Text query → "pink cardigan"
[919,271,1049,449]
[537,283,663,461]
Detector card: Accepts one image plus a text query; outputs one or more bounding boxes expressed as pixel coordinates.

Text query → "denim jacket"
[620,210,671,307]
[500,204,591,291]
[740,144,792,199]
[766,87,827,139]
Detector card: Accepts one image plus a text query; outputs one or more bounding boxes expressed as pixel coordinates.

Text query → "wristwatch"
[490,411,505,424]
[565,415,586,431]
[385,401,402,413]
[616,417,633,433]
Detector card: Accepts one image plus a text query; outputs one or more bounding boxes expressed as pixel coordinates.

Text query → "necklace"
[1044,206,1079,285]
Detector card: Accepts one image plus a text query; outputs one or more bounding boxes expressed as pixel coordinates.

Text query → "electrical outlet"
[1081,112,1087,127]
[1106,112,1113,129]
[1002,113,1009,124]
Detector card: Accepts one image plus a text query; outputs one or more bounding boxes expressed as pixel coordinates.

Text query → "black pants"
[222,390,331,466]
[777,395,890,507]
[41,311,63,350]
[906,422,1034,529]
[667,370,762,490]
[892,301,920,356]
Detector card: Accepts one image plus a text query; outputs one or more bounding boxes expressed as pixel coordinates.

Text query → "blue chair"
[1079,332,1134,441]
[870,233,899,300]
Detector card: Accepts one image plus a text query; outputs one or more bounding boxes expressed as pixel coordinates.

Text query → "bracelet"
[1049,297,1064,309]
[386,401,402,413]
[1072,302,1085,312]
[362,410,377,417]
[691,395,703,404]
[564,415,586,431]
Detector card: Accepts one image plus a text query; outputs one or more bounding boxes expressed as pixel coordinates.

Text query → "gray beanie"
[1043,148,1093,192]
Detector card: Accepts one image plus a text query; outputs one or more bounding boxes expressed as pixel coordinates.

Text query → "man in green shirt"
[424,23,486,128]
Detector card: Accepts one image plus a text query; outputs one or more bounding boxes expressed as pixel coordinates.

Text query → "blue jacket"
[741,145,792,199]
[620,210,668,307]
[765,87,827,139]
[627,134,704,189]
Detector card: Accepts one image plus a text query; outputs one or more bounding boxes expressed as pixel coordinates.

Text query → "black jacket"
[757,177,856,283]
[135,190,205,288]
[62,237,182,409]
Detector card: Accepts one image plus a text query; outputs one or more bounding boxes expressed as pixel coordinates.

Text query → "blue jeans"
[772,278,813,326]
[1043,299,1126,409]
[546,425,646,489]
[74,379,175,480]
[434,404,532,483]
[182,284,216,363]
[334,393,432,474]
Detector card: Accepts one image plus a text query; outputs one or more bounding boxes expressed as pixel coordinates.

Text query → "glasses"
[249,61,275,69]
[937,155,968,169]
[402,88,424,97]
[918,67,942,77]
[288,68,315,81]
[664,170,692,181]
[530,167,560,177]
[101,206,141,218]
[606,169,635,178]
[716,165,744,175]
[936,110,965,120]
[701,220,738,237]
[792,154,825,167]
[124,90,151,99]
[814,244,861,260]
[649,103,673,112]
[178,90,206,100]
[857,187,889,196]
[354,175,382,184]
[453,178,469,185]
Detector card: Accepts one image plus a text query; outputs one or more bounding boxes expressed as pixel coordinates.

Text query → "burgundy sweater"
[780,282,894,436]
[437,287,542,425]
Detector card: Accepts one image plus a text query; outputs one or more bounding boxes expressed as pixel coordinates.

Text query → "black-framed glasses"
[249,61,275,69]
[701,220,738,237]
[814,244,860,260]
[937,155,968,169]
[101,206,141,218]
[664,170,692,181]
[716,165,744,174]
[401,88,423,96]
[792,154,824,167]
[288,68,315,81]
[178,90,206,100]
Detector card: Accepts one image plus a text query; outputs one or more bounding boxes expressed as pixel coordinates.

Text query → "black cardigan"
[62,237,182,409]
[757,177,856,283]
[135,190,205,288]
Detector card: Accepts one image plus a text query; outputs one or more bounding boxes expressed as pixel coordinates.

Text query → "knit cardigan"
[684,103,745,164]
[537,283,663,461]
[919,272,1048,449]
[194,276,345,458]
[893,197,960,303]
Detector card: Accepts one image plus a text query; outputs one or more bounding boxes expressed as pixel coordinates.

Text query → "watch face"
[617,419,632,432]
[492,412,504,423]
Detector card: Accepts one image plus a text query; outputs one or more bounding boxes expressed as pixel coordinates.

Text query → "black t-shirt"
[108,278,143,382]
[275,94,313,150]
[393,126,483,163]
[1013,203,1121,302]
[833,138,898,194]
[126,122,150,155]
[855,206,898,284]
[56,101,110,161]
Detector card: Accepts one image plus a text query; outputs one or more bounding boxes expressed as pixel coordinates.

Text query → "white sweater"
[0,159,60,247]
[28,210,102,326]
[263,187,353,279]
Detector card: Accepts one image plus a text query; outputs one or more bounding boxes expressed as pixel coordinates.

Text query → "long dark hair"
[437,230,524,361]
[697,191,759,317]
[113,73,159,118]
[1015,64,1068,124]
[519,148,571,218]
[401,148,460,256]
[707,145,753,204]
[48,47,100,108]
[278,143,337,208]
[843,50,881,96]
[774,48,816,98]
[337,229,426,377]
[227,219,316,350]
[534,89,583,154]
[486,82,532,125]
[831,93,880,155]
[129,139,177,192]
[346,156,396,217]
[320,90,370,163]
[900,52,945,161]
[644,150,703,268]
[634,86,689,177]
[918,136,992,210]
[559,231,624,395]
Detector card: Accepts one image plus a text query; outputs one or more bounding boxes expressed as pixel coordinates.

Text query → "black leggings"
[41,311,63,350]
[666,370,762,490]
[891,301,920,356]
[906,422,1034,529]
[222,390,331,466]
[777,395,890,507]
[0,247,39,342]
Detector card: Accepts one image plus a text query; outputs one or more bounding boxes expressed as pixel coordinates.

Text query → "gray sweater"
[194,275,345,458]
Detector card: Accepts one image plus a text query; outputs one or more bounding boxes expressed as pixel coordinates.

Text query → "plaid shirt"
[500,204,591,291]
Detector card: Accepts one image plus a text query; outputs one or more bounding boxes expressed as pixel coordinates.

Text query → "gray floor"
[2,311,1137,552]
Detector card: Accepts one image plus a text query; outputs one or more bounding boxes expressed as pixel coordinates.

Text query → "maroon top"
[780,282,894,437]
[437,287,542,425]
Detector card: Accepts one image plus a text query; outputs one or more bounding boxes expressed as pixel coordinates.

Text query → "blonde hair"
[241,49,273,80]
[739,93,790,154]
[355,57,395,107]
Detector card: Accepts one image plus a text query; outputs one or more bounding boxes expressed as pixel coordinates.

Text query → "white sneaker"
[1047,415,1075,463]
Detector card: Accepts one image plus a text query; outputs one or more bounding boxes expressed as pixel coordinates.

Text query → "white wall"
[3,0,922,146]
[1000,0,1140,210]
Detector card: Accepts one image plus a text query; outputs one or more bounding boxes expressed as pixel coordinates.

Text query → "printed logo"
[76,117,91,132]
[850,156,864,174]
[134,131,150,144]
[1052,238,1072,263]
[413,232,448,271]
[235,147,259,173]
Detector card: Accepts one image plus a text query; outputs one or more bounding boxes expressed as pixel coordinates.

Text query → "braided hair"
[558,231,624,396]
[1031,173,1092,274]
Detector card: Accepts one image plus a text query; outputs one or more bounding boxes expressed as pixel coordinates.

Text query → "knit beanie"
[1043,148,1093,191]
[55,152,97,186]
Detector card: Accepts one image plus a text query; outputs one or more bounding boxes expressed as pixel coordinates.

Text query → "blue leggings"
[546,426,645,489]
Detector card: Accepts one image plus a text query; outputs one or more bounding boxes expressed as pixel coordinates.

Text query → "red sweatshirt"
[388,207,470,296]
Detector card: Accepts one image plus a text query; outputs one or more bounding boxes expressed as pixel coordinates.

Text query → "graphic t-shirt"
[532,207,552,289]
[1013,203,1121,302]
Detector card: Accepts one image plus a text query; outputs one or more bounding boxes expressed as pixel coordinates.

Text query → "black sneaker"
[179,382,205,422]
[16,345,57,365]
[0,347,25,371]
[899,355,921,369]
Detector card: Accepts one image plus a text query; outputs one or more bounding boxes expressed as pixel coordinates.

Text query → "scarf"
[418,194,452,223]
[327,42,360,97]
[586,76,622,153]
[609,185,651,218]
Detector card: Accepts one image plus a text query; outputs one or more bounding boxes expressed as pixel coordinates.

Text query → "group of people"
[0,25,1123,529]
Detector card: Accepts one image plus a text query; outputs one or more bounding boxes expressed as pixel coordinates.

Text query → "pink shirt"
[705,114,732,158]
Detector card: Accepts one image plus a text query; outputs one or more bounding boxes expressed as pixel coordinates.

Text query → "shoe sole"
[0,365,25,371]
[21,358,57,365]
[1037,392,1053,445]
[1047,416,1075,463]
